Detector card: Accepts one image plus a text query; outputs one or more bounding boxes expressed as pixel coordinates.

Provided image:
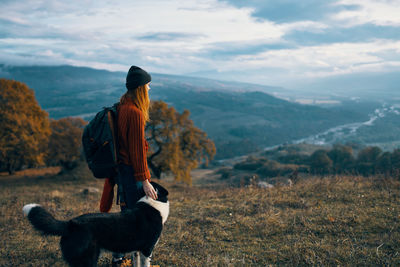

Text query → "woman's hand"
[142,179,157,200]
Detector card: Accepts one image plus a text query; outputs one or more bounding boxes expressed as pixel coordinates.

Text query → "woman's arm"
[126,107,151,181]
[126,107,157,199]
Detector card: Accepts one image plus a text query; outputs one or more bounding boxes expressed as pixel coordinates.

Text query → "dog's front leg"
[139,251,150,267]
[133,252,141,267]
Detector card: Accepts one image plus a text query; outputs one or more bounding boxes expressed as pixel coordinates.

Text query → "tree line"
[233,144,400,179]
[0,79,215,184]
[306,145,400,177]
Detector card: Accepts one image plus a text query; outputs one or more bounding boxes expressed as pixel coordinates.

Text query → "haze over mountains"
[1,64,399,159]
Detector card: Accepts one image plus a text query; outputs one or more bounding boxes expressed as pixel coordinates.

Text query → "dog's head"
[150,182,169,203]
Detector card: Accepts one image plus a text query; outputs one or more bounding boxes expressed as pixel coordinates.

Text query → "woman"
[116,65,157,206]
[100,66,157,266]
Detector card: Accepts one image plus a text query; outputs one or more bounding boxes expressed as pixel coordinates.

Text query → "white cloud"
[0,0,400,87]
[212,39,400,85]
[280,21,329,33]
[24,0,285,43]
[0,0,290,72]
[333,0,400,26]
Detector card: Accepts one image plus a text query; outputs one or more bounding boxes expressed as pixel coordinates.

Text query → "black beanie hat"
[126,66,151,90]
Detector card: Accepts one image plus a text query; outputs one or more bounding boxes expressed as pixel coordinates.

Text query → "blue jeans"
[113,164,143,260]
[117,163,144,211]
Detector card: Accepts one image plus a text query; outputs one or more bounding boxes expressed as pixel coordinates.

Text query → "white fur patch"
[23,203,40,216]
[138,197,169,224]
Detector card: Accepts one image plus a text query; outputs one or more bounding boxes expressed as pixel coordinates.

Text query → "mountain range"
[0,64,388,159]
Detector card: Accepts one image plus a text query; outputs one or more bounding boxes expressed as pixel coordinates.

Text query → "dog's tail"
[23,204,68,236]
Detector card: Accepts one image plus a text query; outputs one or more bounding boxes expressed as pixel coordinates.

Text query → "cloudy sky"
[1,0,400,88]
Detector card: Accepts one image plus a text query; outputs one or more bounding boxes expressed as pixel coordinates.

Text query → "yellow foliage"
[47,117,86,170]
[0,79,50,173]
[147,101,216,184]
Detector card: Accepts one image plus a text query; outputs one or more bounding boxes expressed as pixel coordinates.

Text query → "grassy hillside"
[1,166,399,266]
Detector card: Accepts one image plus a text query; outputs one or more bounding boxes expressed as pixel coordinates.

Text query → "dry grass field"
[0,165,399,266]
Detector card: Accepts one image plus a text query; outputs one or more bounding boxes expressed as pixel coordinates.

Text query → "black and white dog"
[23,182,169,267]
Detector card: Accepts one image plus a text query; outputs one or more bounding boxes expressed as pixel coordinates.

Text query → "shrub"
[233,156,268,171]
[309,149,332,175]
[46,117,86,171]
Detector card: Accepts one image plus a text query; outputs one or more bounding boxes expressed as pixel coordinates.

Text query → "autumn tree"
[146,100,216,184]
[46,117,86,171]
[0,79,50,174]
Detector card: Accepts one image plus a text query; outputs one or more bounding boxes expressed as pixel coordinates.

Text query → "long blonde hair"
[120,83,150,123]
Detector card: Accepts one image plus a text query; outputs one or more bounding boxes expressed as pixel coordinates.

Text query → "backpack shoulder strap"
[108,102,125,206]
[107,110,118,164]
[107,102,120,163]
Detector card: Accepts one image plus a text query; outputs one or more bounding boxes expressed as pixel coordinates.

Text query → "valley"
[1,64,399,159]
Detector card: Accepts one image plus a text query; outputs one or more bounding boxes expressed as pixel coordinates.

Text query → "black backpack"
[82,103,119,178]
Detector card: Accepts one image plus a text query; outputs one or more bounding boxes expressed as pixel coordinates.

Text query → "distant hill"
[296,71,400,101]
[0,64,368,159]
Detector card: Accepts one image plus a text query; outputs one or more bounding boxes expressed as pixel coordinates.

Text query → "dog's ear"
[151,182,169,196]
